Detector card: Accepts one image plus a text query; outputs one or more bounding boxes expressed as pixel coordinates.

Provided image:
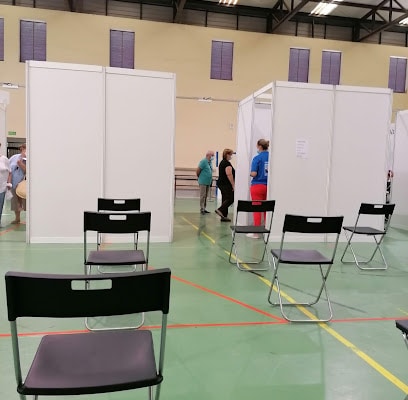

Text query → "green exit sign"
[8,131,16,136]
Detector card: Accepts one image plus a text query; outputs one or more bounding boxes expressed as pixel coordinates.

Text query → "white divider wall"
[328,86,391,230]
[391,110,408,230]
[104,68,175,242]
[27,62,105,243]
[269,82,334,240]
[0,91,10,151]
[234,83,273,226]
[27,61,175,243]
[236,81,391,241]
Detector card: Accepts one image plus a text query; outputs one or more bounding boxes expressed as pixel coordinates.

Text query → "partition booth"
[235,81,392,241]
[391,110,408,230]
[0,90,10,152]
[26,61,175,243]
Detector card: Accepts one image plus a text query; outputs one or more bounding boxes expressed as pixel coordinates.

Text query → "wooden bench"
[174,168,217,198]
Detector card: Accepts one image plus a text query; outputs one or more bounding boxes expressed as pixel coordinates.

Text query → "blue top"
[9,153,26,188]
[250,151,269,185]
[197,158,213,185]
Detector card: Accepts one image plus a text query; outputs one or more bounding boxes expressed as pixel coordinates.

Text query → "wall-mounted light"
[198,97,213,103]
[400,17,408,25]
[1,83,19,89]
[310,1,342,16]
[218,0,238,6]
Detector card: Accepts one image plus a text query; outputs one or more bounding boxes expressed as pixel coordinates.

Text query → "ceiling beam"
[67,0,76,12]
[174,0,187,23]
[357,11,408,41]
[270,0,310,32]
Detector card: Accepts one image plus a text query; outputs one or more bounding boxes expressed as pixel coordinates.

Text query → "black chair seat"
[21,330,159,396]
[271,249,331,264]
[343,226,384,235]
[87,249,146,265]
[396,320,408,335]
[230,225,270,234]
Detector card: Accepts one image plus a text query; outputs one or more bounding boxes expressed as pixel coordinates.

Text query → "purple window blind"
[288,48,309,83]
[0,18,4,61]
[110,30,135,69]
[210,40,233,81]
[20,20,46,62]
[321,51,341,85]
[388,57,407,93]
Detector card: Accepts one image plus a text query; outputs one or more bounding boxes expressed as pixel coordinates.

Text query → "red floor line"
[172,274,286,322]
[0,224,22,235]
[0,316,406,338]
[0,321,286,338]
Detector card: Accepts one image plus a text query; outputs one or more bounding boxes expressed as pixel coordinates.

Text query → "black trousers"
[218,184,234,217]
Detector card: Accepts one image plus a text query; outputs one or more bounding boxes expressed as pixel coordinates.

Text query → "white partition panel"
[0,91,10,151]
[234,94,254,208]
[234,83,273,225]
[268,82,334,239]
[27,62,175,243]
[104,68,175,242]
[328,86,391,230]
[392,110,408,229]
[27,61,104,243]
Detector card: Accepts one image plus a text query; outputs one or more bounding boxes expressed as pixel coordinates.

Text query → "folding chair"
[340,203,395,270]
[84,211,151,275]
[84,211,151,330]
[267,214,344,322]
[98,197,141,213]
[5,268,171,400]
[396,320,408,349]
[97,198,141,250]
[229,200,275,271]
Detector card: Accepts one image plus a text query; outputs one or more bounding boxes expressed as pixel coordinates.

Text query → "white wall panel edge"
[253,82,274,97]
[275,81,332,91]
[239,93,254,106]
[106,66,175,79]
[27,60,103,72]
[335,85,392,95]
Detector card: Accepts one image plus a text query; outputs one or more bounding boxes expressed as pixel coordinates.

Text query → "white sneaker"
[246,233,260,239]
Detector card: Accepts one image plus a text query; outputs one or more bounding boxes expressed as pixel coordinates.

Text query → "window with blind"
[288,48,310,82]
[321,50,341,85]
[110,29,135,69]
[210,40,234,81]
[388,57,407,93]
[20,20,46,63]
[0,18,4,61]
[288,48,310,83]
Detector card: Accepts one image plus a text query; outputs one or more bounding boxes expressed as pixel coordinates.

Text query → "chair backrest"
[359,203,395,216]
[283,214,344,234]
[5,269,171,321]
[98,198,141,213]
[84,211,151,234]
[236,200,276,213]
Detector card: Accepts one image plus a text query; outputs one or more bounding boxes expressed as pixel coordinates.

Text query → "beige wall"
[0,5,407,167]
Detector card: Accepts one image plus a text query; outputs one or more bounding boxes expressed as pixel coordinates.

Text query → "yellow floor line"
[181,216,216,244]
[181,215,408,394]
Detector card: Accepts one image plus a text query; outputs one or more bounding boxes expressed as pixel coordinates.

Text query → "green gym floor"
[1,198,408,400]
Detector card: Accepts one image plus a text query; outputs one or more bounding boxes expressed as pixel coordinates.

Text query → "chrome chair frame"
[228,200,276,271]
[267,214,343,322]
[340,203,395,270]
[84,211,151,330]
